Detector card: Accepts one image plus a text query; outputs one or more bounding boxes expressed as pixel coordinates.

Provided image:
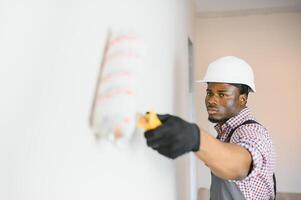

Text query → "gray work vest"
[210,173,245,200]
[210,121,246,200]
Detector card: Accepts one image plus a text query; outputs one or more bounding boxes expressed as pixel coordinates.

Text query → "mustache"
[206,105,219,109]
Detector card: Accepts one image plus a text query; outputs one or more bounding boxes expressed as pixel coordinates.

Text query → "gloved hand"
[144,114,200,159]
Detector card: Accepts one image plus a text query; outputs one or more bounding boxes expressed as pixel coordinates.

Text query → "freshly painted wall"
[194,12,301,193]
[0,0,196,199]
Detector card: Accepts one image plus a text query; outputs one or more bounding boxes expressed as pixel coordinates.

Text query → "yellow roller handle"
[137,112,162,131]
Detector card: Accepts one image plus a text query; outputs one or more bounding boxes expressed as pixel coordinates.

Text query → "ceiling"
[195,0,301,18]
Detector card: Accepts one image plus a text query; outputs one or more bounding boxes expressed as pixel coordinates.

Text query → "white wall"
[194,12,301,193]
[0,0,196,199]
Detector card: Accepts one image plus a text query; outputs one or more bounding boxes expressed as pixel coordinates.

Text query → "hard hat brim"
[195,79,256,92]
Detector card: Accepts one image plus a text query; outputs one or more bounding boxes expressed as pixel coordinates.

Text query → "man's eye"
[206,92,212,96]
[219,93,225,97]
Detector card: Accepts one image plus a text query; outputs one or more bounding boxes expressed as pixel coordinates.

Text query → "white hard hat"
[197,56,256,92]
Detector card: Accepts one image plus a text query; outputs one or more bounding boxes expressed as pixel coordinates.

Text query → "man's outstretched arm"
[144,114,252,180]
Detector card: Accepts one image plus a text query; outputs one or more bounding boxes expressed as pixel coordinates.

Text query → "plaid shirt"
[214,107,276,200]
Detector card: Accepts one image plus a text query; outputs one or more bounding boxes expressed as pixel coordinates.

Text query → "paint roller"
[90,29,162,144]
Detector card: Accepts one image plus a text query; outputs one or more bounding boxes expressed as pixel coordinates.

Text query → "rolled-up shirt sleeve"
[230,125,266,181]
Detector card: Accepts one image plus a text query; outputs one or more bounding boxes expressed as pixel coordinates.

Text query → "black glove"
[144,114,200,159]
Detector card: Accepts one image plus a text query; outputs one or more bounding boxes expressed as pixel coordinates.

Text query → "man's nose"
[207,94,217,105]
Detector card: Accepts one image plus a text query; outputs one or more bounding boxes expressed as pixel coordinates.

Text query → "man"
[144,56,276,200]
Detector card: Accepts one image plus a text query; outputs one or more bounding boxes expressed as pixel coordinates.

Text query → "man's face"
[205,83,245,124]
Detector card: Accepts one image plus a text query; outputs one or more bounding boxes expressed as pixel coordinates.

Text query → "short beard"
[208,117,225,124]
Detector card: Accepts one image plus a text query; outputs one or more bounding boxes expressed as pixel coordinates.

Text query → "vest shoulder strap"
[225,120,259,143]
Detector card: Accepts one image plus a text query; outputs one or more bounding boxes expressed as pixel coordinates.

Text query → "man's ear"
[239,94,248,106]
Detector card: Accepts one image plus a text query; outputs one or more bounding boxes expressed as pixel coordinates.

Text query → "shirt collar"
[214,107,251,134]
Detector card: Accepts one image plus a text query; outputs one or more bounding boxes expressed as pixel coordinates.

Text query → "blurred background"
[0,0,300,199]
